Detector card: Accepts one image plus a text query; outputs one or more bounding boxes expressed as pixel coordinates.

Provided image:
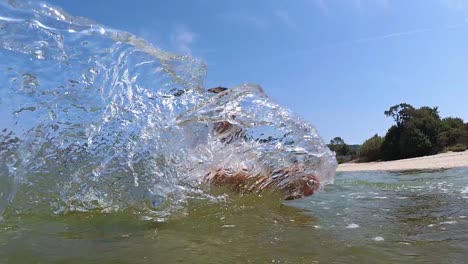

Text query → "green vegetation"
[358,134,383,162]
[356,103,468,162]
[447,144,467,152]
[328,137,359,164]
[329,137,349,156]
[331,103,468,163]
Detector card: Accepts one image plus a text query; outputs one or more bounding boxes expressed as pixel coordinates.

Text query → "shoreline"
[337,151,468,172]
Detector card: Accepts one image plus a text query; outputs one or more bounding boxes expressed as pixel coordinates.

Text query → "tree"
[330,137,345,146]
[358,134,383,162]
[384,103,415,128]
[438,117,467,148]
[366,103,467,161]
[329,137,350,157]
[381,125,402,160]
[406,106,442,152]
[381,104,445,160]
[398,125,433,158]
[465,122,468,144]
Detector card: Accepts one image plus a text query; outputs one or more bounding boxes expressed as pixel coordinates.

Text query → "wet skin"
[205,167,320,200]
[206,86,320,200]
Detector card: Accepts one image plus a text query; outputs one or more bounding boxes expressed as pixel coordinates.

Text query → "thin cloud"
[352,23,466,44]
[171,26,198,54]
[353,28,433,43]
[282,22,468,58]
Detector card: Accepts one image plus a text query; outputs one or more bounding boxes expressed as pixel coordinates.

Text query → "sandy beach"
[337,151,468,172]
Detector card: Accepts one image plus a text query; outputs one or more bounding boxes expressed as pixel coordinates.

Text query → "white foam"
[372,236,385,242]
[440,221,457,225]
[398,242,411,245]
[346,223,360,229]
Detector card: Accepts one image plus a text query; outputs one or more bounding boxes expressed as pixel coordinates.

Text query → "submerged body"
[203,87,321,200]
[205,166,319,200]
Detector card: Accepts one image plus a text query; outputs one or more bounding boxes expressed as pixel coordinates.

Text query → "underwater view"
[1,1,468,263]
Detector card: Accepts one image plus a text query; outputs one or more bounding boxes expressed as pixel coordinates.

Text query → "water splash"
[0,0,336,218]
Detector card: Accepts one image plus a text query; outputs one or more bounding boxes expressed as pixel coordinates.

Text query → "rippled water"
[0,168,467,263]
[0,0,336,219]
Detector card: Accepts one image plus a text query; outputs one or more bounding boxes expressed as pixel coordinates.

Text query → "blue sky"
[48,0,468,144]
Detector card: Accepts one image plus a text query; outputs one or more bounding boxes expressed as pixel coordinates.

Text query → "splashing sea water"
[0,0,336,219]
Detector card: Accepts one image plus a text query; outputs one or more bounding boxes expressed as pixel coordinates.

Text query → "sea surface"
[1,168,467,264]
[1,1,467,263]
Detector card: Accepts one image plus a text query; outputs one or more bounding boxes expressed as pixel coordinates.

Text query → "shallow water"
[1,168,467,264]
[1,1,467,262]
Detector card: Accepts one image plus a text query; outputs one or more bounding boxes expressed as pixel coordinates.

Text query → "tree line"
[329,103,468,163]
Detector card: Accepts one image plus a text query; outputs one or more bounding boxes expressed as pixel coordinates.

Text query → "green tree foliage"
[438,117,467,148]
[384,103,415,128]
[328,137,360,163]
[381,104,442,160]
[465,122,468,143]
[329,137,350,157]
[407,106,441,148]
[358,134,383,162]
[381,125,402,160]
[340,104,466,163]
[398,124,433,158]
[447,144,467,152]
[330,136,345,146]
[378,103,466,161]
